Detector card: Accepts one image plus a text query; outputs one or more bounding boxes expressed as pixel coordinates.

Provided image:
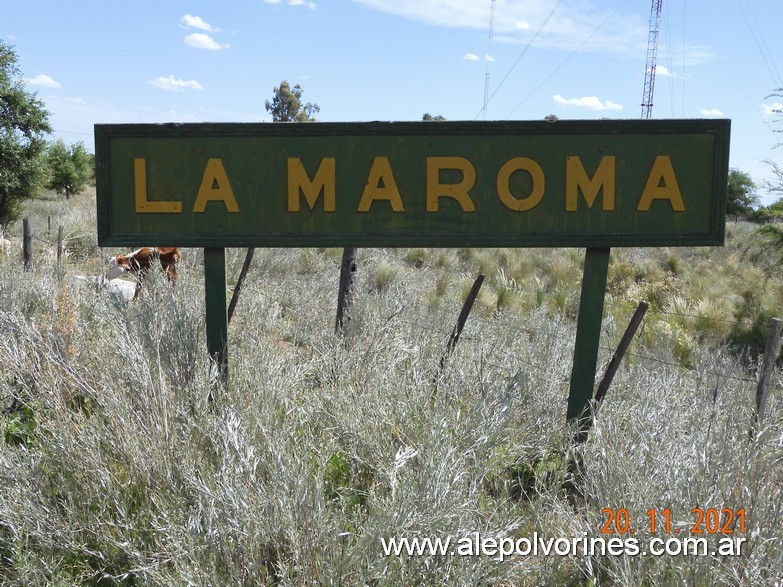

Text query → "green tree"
[265,81,319,122]
[47,139,91,199]
[726,168,759,216]
[0,41,51,227]
[422,113,446,121]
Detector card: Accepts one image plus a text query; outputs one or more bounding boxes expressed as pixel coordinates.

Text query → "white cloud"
[463,53,479,61]
[485,54,495,63]
[185,33,230,50]
[700,108,724,117]
[652,65,689,80]
[180,14,219,32]
[350,0,660,58]
[148,76,204,92]
[553,95,622,111]
[762,102,783,117]
[263,0,317,7]
[26,74,61,88]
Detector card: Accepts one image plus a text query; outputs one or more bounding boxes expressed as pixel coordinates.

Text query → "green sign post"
[95,119,730,429]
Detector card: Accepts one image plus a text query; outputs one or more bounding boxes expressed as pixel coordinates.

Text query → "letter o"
[516,538,532,556]
[554,538,571,556]
[497,157,545,211]
[665,538,682,556]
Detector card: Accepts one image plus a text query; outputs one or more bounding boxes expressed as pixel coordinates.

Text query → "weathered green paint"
[204,247,228,382]
[568,247,610,439]
[95,119,730,248]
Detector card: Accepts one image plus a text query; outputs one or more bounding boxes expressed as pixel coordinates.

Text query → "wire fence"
[2,218,776,402]
[242,247,769,405]
[402,249,774,391]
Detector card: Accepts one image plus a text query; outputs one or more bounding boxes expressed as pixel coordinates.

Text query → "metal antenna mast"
[641,0,663,118]
[482,0,497,119]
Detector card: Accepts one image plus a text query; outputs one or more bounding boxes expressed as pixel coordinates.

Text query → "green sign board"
[95,119,730,248]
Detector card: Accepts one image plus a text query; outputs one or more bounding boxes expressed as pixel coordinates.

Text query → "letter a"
[192,158,240,213]
[357,157,404,212]
[637,156,685,212]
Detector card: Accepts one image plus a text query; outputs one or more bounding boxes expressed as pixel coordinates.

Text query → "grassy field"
[0,189,782,585]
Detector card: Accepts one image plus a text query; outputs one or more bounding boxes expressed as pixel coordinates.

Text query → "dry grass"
[0,191,781,585]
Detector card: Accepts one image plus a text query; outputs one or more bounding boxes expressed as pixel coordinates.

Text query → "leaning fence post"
[435,274,485,384]
[594,301,649,408]
[227,247,255,324]
[752,317,782,439]
[22,217,32,272]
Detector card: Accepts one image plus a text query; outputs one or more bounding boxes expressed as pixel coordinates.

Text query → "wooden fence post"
[752,317,782,439]
[57,225,64,267]
[22,217,32,272]
[594,301,649,407]
[435,274,485,383]
[227,247,255,324]
[335,247,358,333]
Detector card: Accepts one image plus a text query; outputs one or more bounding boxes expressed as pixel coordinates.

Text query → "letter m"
[566,156,615,211]
[288,157,336,212]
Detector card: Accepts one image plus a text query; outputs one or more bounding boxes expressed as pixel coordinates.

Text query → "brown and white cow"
[107,247,180,297]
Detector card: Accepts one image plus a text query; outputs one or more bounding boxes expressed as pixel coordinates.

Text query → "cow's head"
[106,248,152,280]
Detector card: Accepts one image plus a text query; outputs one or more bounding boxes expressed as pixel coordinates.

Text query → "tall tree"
[265,81,319,122]
[726,168,759,216]
[47,139,91,199]
[0,41,51,227]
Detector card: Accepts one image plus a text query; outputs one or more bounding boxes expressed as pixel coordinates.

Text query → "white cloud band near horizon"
[148,76,204,92]
[553,95,622,111]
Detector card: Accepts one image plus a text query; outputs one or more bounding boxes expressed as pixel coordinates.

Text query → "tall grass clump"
[580,343,783,586]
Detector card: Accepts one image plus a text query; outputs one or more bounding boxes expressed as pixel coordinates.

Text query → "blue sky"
[6,0,783,203]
